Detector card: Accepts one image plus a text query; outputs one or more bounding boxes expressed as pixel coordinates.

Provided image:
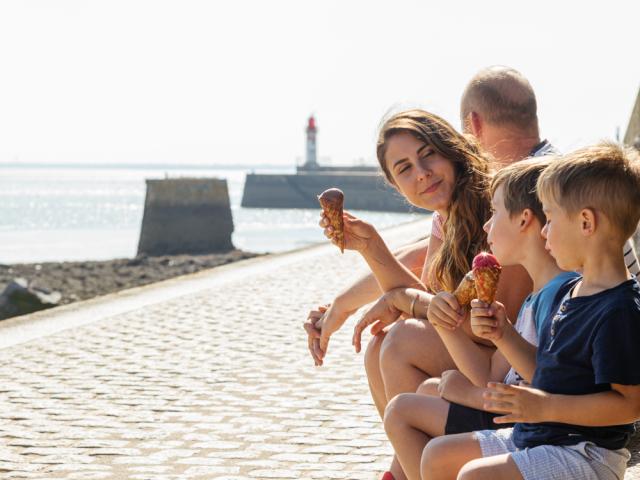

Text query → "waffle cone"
[453,271,476,307]
[473,267,501,304]
[318,189,345,253]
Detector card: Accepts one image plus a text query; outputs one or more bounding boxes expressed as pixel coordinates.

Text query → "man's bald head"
[461,66,538,134]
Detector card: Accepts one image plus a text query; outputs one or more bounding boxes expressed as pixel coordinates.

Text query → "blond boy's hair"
[491,157,552,226]
[537,142,640,240]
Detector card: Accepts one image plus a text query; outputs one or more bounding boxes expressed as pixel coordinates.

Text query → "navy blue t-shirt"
[529,271,580,337]
[514,277,640,450]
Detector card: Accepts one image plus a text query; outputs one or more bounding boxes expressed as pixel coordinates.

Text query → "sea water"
[0,164,426,263]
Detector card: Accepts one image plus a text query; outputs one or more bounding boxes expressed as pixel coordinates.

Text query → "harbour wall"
[242,172,425,213]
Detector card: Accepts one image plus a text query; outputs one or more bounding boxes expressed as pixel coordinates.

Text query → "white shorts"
[474,428,630,480]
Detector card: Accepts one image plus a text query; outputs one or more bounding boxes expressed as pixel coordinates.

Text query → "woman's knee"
[379,319,439,370]
[380,320,415,361]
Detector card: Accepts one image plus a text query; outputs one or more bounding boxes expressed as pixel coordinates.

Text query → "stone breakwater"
[242,172,419,213]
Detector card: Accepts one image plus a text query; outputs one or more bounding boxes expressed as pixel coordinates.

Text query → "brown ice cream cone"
[473,267,501,304]
[453,271,476,307]
[318,188,345,253]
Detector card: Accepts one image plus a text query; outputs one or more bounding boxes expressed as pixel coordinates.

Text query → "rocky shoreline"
[0,250,261,314]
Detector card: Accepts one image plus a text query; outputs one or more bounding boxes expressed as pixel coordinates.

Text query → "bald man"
[460,65,557,164]
[454,66,553,314]
[459,66,637,278]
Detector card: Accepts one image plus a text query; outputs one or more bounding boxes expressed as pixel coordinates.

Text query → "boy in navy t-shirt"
[420,142,640,480]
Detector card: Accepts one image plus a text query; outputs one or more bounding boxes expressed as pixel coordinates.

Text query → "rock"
[0,278,62,320]
[127,255,148,267]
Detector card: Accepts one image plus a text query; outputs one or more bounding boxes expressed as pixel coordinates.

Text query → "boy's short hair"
[537,142,640,240]
[490,157,551,225]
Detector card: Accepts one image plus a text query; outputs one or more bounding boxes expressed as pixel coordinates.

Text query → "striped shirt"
[625,240,639,277]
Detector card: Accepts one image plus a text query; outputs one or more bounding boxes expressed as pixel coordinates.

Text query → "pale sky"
[0,0,638,167]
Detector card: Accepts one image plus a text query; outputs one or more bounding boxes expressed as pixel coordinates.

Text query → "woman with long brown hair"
[317,109,526,480]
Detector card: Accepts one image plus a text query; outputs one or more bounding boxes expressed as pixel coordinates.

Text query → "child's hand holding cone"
[449,252,501,306]
[452,271,476,307]
[432,252,500,331]
[468,252,503,340]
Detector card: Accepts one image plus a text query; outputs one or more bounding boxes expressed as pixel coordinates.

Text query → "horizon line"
[0,161,379,170]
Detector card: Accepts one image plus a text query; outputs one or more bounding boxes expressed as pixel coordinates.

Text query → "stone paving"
[0,222,638,479]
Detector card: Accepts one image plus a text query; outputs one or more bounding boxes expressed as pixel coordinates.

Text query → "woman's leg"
[366,320,456,480]
[384,393,449,480]
[380,319,494,400]
[365,333,409,480]
[364,331,388,419]
[379,319,458,401]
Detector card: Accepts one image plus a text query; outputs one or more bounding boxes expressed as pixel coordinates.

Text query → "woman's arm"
[322,212,428,292]
[305,237,428,364]
[331,238,428,314]
[360,230,426,292]
[352,287,434,353]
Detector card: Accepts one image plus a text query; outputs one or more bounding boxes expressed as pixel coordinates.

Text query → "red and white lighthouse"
[305,115,318,168]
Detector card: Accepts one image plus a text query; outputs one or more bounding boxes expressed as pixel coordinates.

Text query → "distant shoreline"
[0,162,377,171]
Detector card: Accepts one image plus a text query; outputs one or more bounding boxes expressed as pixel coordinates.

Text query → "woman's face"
[384,132,456,214]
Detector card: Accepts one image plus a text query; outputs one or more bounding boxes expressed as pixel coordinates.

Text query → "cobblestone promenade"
[0,221,638,479]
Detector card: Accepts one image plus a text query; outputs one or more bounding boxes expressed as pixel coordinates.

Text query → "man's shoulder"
[530,139,560,158]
